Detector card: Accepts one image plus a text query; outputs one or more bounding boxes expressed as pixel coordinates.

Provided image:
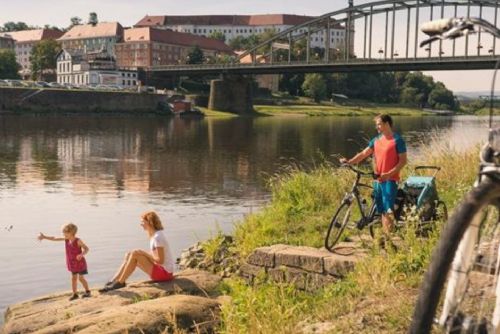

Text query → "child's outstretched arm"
[76,239,89,260]
[37,232,65,242]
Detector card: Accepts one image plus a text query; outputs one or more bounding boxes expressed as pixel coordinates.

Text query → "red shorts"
[151,263,174,282]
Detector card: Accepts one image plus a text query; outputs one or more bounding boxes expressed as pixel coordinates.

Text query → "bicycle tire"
[435,200,448,222]
[325,201,352,251]
[410,180,500,334]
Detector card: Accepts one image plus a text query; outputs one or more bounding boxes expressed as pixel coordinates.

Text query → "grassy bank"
[213,137,479,333]
[254,104,431,117]
[200,104,432,118]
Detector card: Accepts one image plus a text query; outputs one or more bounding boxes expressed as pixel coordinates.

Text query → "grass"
[253,104,431,117]
[198,107,239,118]
[214,135,480,333]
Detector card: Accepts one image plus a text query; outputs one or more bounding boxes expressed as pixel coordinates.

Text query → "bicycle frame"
[341,165,378,230]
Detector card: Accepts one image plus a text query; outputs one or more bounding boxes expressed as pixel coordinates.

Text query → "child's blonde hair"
[142,211,163,231]
[62,223,78,235]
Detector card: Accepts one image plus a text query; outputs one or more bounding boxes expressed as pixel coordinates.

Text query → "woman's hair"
[142,211,164,231]
[62,223,78,235]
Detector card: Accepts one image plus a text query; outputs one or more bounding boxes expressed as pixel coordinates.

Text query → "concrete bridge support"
[208,76,254,114]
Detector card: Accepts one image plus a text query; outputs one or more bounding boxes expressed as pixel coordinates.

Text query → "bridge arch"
[236,0,500,64]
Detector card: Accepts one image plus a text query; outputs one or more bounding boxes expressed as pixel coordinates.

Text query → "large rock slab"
[3,269,222,334]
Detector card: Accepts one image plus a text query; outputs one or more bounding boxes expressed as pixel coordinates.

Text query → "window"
[122,80,125,85]
[133,80,136,85]
[128,80,131,85]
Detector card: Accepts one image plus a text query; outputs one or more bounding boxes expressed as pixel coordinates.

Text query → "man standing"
[340,114,407,235]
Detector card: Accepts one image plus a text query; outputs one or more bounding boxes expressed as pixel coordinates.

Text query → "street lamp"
[378,47,384,59]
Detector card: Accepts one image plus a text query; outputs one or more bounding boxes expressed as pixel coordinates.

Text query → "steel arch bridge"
[149,0,500,76]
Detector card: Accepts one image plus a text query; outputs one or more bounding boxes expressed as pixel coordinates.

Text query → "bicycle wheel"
[410,180,500,334]
[325,201,352,251]
[434,200,448,221]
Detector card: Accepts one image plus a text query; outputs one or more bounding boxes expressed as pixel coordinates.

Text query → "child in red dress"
[38,223,91,301]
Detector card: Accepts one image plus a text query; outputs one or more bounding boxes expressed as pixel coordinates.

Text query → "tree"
[208,31,226,43]
[428,82,457,110]
[186,45,204,64]
[69,17,82,29]
[302,73,327,102]
[30,39,61,80]
[0,50,20,79]
[1,21,30,32]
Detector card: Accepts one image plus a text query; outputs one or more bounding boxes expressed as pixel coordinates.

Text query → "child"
[38,223,91,301]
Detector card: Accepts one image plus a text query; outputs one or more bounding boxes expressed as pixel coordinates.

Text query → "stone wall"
[240,244,365,291]
[0,87,169,114]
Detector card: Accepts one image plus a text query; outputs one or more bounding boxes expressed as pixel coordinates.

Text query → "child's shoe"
[81,290,91,298]
[68,293,79,301]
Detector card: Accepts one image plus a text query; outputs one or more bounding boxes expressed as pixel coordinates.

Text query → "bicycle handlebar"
[341,163,378,179]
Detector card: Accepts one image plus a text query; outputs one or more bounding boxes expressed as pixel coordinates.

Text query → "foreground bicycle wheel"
[410,180,500,333]
[325,202,352,251]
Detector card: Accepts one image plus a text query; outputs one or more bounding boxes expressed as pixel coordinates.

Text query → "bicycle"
[324,164,379,252]
[410,17,500,333]
[325,164,448,252]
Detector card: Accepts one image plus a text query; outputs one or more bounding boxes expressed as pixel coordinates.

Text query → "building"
[0,29,64,78]
[135,14,348,50]
[56,49,138,87]
[0,35,15,50]
[115,27,234,68]
[58,22,124,57]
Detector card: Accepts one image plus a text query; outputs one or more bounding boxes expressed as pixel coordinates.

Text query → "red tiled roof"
[135,16,166,27]
[59,22,124,40]
[0,29,63,43]
[122,27,233,53]
[135,14,318,27]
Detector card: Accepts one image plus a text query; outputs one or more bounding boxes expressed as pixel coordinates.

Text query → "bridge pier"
[208,76,254,114]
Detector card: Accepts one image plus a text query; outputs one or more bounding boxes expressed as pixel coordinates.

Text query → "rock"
[3,269,222,334]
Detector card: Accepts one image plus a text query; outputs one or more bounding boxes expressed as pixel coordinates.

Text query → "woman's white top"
[150,230,175,273]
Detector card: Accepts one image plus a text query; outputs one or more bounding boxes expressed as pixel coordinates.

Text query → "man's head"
[374,114,393,134]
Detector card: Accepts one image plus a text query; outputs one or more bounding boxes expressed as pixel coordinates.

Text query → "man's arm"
[380,153,407,181]
[341,147,373,165]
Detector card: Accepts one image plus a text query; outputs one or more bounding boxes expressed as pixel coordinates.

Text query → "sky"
[0,0,497,93]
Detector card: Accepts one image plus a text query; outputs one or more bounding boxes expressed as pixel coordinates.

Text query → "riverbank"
[200,104,433,118]
[204,137,478,333]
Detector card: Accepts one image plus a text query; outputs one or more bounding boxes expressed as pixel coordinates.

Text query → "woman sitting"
[100,211,174,292]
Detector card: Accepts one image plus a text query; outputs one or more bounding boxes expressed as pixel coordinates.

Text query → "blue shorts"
[373,181,398,214]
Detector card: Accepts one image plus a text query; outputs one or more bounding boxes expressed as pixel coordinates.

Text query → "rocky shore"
[2,269,224,334]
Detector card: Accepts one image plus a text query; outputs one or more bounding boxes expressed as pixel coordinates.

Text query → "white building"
[0,29,64,79]
[135,14,350,51]
[56,49,137,87]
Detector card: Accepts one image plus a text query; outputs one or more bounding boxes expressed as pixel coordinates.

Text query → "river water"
[0,114,492,321]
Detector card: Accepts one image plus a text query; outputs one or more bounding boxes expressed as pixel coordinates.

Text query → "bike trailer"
[401,174,439,221]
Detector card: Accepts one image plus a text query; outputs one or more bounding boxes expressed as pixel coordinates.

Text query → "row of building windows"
[120,72,137,78]
[171,26,345,37]
[122,80,136,86]
[59,74,89,84]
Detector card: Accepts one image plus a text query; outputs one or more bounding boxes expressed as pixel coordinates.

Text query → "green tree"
[30,39,61,80]
[69,17,82,29]
[1,21,30,32]
[428,82,457,110]
[0,50,20,79]
[208,31,226,43]
[302,73,327,102]
[186,45,204,64]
